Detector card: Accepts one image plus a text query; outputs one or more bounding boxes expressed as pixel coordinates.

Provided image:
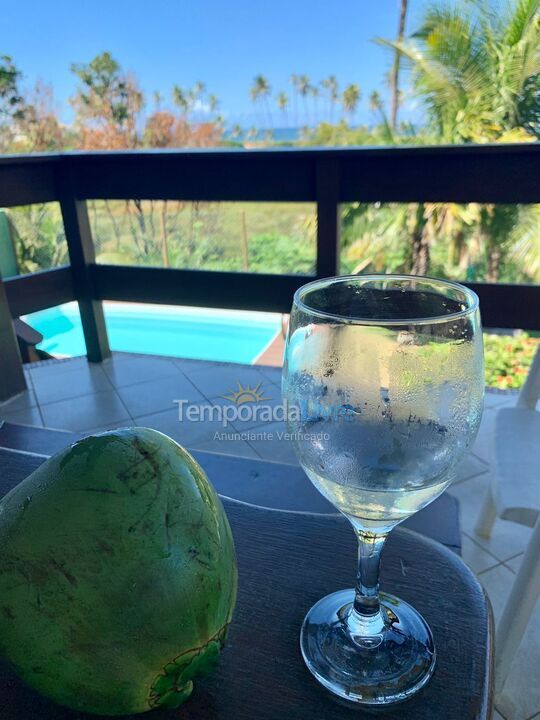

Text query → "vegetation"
[0,0,538,386]
[484,333,540,389]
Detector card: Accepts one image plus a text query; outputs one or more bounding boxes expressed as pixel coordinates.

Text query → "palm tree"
[194,81,206,98]
[378,0,540,280]
[342,84,361,123]
[378,0,539,144]
[250,74,272,129]
[297,74,312,125]
[321,75,339,123]
[172,85,188,117]
[191,81,206,121]
[390,0,409,130]
[208,94,219,114]
[369,90,382,113]
[290,74,299,126]
[311,85,320,125]
[276,92,289,125]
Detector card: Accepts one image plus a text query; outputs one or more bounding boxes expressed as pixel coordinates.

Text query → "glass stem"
[347,530,389,639]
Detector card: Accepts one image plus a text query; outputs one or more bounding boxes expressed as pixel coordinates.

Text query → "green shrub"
[484,333,539,390]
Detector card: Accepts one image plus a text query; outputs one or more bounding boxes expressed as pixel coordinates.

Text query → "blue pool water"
[24,302,282,364]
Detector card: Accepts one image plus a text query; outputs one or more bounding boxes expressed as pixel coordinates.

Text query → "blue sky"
[3,0,424,127]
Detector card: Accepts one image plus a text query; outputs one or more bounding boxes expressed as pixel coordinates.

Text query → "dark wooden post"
[315,158,341,277]
[57,169,111,363]
[0,271,27,401]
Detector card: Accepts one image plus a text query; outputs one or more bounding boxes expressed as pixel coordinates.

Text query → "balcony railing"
[0,144,539,400]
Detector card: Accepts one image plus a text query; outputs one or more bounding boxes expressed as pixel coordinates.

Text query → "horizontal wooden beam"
[93,264,540,329]
[466,282,540,331]
[69,144,540,204]
[4,266,74,317]
[0,156,59,207]
[93,264,312,314]
[0,144,538,205]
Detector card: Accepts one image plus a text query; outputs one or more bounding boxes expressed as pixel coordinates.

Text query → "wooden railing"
[0,145,539,399]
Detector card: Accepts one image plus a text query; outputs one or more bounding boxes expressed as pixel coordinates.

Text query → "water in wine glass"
[284,324,483,532]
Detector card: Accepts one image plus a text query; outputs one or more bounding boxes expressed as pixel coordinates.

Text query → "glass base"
[300,589,436,706]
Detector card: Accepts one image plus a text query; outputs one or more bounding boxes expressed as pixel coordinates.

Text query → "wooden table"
[0,423,493,719]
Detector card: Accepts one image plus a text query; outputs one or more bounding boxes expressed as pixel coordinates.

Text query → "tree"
[172,85,189,116]
[276,92,289,125]
[378,0,539,144]
[290,74,299,125]
[208,94,219,114]
[70,51,143,149]
[14,81,64,152]
[0,55,24,150]
[378,0,540,279]
[342,84,361,122]
[390,0,409,130]
[297,74,312,125]
[321,75,339,123]
[250,75,272,128]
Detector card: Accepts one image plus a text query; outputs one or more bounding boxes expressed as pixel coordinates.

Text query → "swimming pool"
[24,302,282,364]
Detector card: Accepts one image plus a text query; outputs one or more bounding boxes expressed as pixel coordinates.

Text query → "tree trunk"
[410,203,430,275]
[103,200,122,250]
[480,205,500,283]
[125,200,144,258]
[390,0,408,130]
[133,199,148,256]
[486,246,501,282]
[160,200,169,268]
[240,210,249,270]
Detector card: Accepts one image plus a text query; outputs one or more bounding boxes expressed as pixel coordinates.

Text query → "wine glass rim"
[294,274,480,326]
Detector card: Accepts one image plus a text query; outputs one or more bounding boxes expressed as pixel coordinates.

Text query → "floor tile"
[478,563,515,624]
[496,601,540,720]
[211,385,283,431]
[194,436,260,459]
[484,390,518,410]
[473,408,497,464]
[256,365,283,386]
[173,357,223,374]
[0,386,37,412]
[40,390,130,432]
[188,364,269,401]
[28,357,88,377]
[101,353,180,388]
[31,362,111,405]
[461,533,501,574]
[134,404,236,448]
[243,420,300,465]
[0,405,43,427]
[449,474,533,561]
[453,452,490,484]
[116,374,206,418]
[504,554,524,573]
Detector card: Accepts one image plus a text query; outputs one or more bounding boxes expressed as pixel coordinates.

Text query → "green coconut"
[0,427,237,715]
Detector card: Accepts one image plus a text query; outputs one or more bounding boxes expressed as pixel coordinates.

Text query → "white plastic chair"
[475,344,540,693]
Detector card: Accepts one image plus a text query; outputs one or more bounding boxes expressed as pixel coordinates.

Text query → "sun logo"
[221,381,271,405]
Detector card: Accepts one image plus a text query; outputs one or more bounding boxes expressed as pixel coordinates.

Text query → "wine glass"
[282,274,484,706]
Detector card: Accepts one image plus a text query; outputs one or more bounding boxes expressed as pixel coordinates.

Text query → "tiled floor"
[1,352,538,719]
